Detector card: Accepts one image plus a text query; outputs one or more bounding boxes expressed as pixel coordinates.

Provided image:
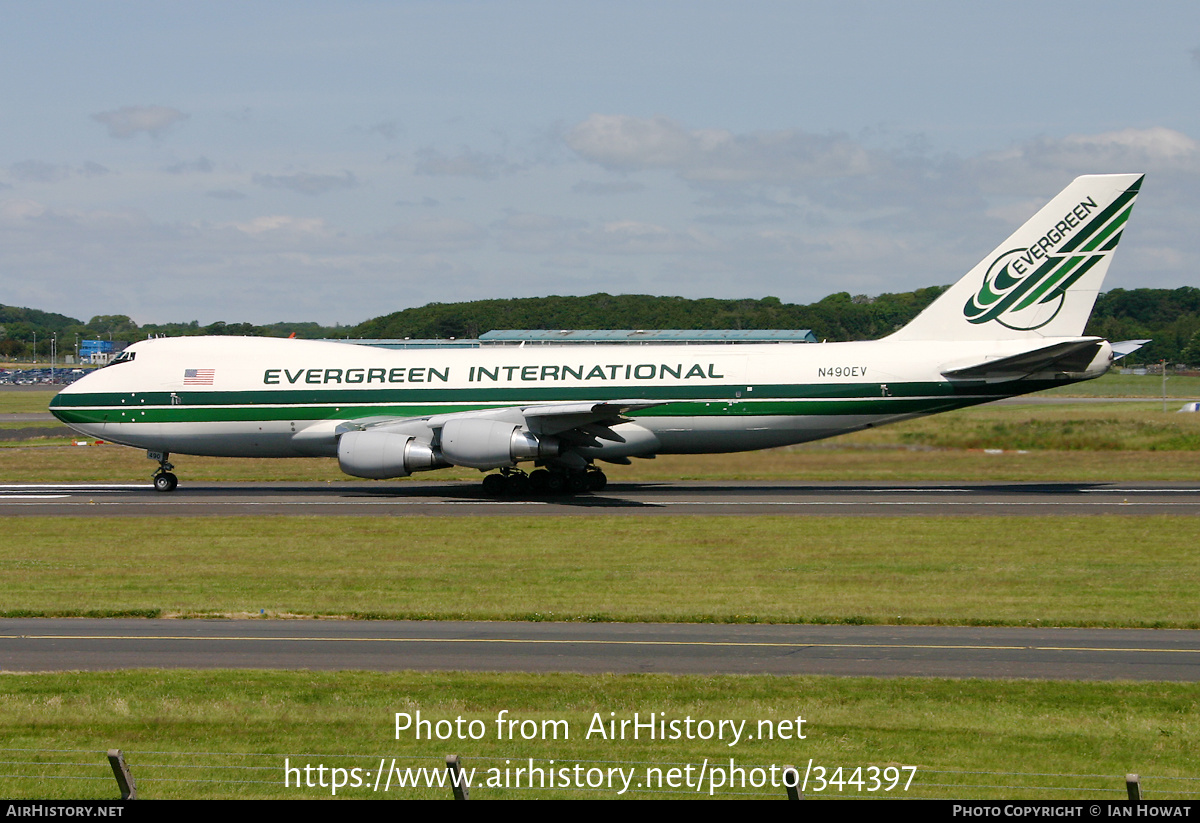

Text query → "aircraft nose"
[49,375,98,429]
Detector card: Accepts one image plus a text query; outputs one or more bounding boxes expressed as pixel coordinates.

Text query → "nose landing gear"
[149,451,178,493]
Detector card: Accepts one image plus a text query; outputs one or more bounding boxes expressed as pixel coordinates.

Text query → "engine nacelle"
[337,430,443,479]
[440,418,559,469]
[1081,340,1115,379]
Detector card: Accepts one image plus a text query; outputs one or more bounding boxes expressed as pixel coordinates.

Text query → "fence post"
[107,749,137,800]
[446,754,469,800]
[1126,773,1141,801]
[783,764,801,800]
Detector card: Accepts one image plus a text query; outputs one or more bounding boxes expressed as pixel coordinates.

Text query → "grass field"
[3,670,1196,800]
[2,516,1197,627]
[0,390,60,414]
[1040,372,1200,398]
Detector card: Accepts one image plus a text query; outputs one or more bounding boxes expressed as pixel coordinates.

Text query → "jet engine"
[439,418,560,469]
[1077,340,1115,380]
[337,430,443,479]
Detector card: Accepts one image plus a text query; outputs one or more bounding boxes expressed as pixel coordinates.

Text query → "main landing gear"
[150,451,178,493]
[481,466,607,498]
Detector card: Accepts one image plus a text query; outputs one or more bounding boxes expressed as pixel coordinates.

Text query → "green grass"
[0,390,58,414]
[1040,371,1200,398]
[2,671,1195,800]
[3,516,1198,627]
[12,439,1200,481]
[835,402,1200,451]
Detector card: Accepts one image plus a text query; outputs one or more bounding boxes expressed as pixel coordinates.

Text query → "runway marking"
[873,488,970,492]
[651,501,1200,507]
[0,495,70,500]
[7,634,1199,655]
[5,500,1198,508]
[0,484,148,490]
[1082,488,1200,493]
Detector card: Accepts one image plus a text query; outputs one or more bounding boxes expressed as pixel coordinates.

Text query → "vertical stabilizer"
[888,174,1143,342]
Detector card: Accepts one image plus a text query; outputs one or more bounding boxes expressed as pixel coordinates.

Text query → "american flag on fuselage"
[183,368,215,385]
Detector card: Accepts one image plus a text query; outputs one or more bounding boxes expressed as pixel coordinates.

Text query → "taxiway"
[3,619,1198,681]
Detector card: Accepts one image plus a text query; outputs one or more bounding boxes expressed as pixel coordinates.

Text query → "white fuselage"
[50,334,1110,463]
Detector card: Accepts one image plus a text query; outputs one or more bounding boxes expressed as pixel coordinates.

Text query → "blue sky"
[1,1,1198,325]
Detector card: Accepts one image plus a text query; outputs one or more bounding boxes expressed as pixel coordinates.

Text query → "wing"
[331,400,665,476]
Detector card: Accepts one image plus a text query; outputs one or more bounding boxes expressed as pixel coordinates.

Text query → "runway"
[1,480,1200,516]
[3,619,1198,680]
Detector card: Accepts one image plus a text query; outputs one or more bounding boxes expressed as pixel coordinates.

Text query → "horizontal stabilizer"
[1112,339,1151,360]
[941,339,1105,380]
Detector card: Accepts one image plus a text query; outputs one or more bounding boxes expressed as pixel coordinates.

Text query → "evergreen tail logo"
[964,178,1141,331]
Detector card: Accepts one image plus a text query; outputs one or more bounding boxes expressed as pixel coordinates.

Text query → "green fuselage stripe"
[50,379,1059,426]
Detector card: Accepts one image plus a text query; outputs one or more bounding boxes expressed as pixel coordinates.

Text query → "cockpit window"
[106,351,136,367]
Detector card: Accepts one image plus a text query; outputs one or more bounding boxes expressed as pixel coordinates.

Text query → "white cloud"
[164,157,215,175]
[7,160,109,184]
[9,160,70,183]
[366,121,402,141]
[964,128,1200,200]
[566,114,874,187]
[2,110,1198,326]
[414,147,512,180]
[91,105,189,139]
[493,212,584,253]
[382,217,487,251]
[566,115,700,171]
[572,180,645,196]
[0,199,48,221]
[252,171,358,195]
[229,215,331,237]
[580,220,713,255]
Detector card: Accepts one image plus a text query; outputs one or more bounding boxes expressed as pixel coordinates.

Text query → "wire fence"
[2,747,1197,800]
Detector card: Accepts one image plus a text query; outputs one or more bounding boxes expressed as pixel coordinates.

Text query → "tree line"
[4,286,1200,365]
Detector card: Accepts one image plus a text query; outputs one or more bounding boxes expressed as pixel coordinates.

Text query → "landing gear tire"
[482,466,604,498]
[529,469,550,493]
[482,468,533,497]
[150,450,178,493]
[506,472,530,497]
[482,473,507,497]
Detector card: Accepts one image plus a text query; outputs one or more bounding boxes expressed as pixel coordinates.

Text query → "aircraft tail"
[888,173,1143,342]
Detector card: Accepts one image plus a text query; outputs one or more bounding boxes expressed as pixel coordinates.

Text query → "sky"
[1,1,1199,327]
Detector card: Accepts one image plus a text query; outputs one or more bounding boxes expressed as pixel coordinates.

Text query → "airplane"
[50,173,1145,495]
